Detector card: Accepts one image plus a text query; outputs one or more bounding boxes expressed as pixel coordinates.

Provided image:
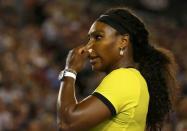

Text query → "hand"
[65,45,88,73]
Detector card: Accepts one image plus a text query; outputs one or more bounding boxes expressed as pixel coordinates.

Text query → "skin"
[57,21,136,131]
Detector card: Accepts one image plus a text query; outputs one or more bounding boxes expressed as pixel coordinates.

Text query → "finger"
[78,46,87,54]
[75,44,85,50]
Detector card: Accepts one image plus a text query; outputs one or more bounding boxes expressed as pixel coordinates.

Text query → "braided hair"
[101,8,178,131]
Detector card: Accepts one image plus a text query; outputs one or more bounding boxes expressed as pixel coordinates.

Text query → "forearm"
[57,77,77,125]
[56,47,90,130]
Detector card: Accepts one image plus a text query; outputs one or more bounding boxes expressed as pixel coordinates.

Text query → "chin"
[91,64,106,72]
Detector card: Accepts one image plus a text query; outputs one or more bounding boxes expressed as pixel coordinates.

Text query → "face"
[86,21,124,72]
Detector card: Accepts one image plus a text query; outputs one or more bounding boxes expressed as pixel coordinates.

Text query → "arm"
[57,47,111,131]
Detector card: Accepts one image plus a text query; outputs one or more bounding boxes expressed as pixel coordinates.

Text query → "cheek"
[92,47,118,71]
[97,38,119,56]
[100,43,119,62]
[92,38,120,69]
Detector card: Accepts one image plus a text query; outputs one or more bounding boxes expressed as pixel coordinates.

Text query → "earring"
[120,48,124,56]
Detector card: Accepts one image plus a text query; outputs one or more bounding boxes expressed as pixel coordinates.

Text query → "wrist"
[65,66,78,73]
[64,68,77,75]
[58,68,77,81]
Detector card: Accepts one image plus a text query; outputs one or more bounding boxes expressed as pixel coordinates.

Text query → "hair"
[103,8,178,131]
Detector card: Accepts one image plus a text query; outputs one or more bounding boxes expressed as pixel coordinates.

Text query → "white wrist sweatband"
[63,71,76,79]
[58,69,77,81]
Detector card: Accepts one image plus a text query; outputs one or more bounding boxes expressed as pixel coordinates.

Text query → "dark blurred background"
[0,0,186,131]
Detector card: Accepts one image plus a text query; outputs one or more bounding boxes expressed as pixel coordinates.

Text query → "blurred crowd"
[0,0,186,131]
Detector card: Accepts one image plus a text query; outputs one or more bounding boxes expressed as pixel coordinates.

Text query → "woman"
[57,8,178,131]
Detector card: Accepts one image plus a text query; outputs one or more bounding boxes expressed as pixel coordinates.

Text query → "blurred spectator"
[0,98,13,131]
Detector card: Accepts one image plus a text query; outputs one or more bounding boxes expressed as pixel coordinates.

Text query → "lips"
[89,56,100,64]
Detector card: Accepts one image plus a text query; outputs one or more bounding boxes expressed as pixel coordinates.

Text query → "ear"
[119,34,130,49]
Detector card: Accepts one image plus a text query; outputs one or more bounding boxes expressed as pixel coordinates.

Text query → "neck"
[105,58,137,74]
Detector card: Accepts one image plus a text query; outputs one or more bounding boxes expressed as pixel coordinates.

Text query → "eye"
[94,35,102,41]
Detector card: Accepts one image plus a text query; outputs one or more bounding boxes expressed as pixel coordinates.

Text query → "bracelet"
[58,69,77,81]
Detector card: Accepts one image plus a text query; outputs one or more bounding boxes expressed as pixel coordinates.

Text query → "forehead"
[88,21,117,36]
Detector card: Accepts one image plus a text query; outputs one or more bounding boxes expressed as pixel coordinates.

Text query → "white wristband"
[58,69,77,81]
[64,71,76,79]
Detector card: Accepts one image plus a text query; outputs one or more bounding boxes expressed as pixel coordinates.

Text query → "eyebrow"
[88,31,104,37]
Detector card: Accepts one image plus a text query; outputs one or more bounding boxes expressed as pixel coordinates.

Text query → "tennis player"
[57,8,178,131]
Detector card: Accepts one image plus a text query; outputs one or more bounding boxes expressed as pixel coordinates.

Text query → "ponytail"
[133,44,178,130]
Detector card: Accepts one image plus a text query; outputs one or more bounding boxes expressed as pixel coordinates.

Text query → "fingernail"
[88,49,93,53]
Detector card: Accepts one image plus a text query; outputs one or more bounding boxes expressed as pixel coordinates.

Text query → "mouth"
[89,56,100,64]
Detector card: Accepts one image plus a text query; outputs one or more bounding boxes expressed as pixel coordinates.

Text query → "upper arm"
[59,95,112,131]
